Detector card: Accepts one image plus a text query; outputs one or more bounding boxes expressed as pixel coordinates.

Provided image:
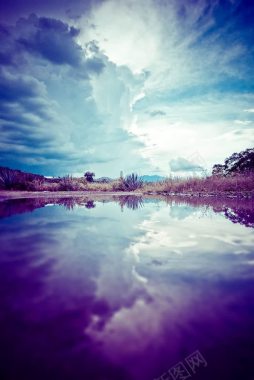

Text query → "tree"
[85,200,96,209]
[212,148,254,176]
[212,164,224,177]
[84,171,95,182]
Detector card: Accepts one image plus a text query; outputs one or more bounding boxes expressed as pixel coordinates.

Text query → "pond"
[0,195,254,380]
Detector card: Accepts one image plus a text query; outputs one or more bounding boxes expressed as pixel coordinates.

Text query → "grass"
[142,173,254,196]
[0,167,253,197]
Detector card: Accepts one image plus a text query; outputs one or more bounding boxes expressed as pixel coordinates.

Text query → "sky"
[0,0,253,177]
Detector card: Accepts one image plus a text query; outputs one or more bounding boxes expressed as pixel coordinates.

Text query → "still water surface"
[0,196,254,380]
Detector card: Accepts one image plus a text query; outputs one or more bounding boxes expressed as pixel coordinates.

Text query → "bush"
[0,167,21,189]
[85,182,113,191]
[28,180,61,192]
[122,173,143,191]
[142,173,254,194]
[58,175,81,191]
[112,179,126,191]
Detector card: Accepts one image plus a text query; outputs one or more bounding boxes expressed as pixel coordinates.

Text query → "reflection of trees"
[85,200,96,209]
[59,198,77,210]
[164,195,254,228]
[1,195,253,228]
[118,196,144,211]
[0,195,144,217]
[0,198,48,218]
[0,197,97,217]
[58,198,96,209]
[224,207,254,228]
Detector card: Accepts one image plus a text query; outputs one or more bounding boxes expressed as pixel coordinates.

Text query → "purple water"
[0,196,254,380]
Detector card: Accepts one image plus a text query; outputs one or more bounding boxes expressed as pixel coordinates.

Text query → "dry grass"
[25,178,127,192]
[1,172,253,196]
[85,182,116,191]
[143,173,254,195]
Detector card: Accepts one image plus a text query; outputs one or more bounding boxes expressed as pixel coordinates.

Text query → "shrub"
[122,173,143,191]
[58,175,80,191]
[0,167,21,189]
[85,182,113,191]
[29,179,45,191]
[28,180,61,192]
[112,179,126,191]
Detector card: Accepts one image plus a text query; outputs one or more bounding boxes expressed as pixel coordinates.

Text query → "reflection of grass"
[1,195,253,228]
[118,195,144,210]
[163,195,254,228]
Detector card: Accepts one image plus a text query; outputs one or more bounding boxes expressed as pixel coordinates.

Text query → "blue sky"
[0,0,253,177]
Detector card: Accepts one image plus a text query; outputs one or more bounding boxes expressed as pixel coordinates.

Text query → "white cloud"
[244,108,254,113]
[234,120,252,125]
[2,1,253,176]
[127,92,254,173]
[79,0,161,73]
[74,0,254,175]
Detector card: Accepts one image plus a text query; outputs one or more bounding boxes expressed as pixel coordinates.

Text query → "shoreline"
[0,190,253,201]
[0,191,143,200]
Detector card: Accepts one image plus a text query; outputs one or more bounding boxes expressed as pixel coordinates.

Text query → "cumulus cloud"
[0,69,46,100]
[0,12,148,176]
[16,14,82,66]
[234,120,252,125]
[76,0,254,174]
[169,157,204,173]
[0,0,95,22]
[0,0,254,176]
[0,13,105,74]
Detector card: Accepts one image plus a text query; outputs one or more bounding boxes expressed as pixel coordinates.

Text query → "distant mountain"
[141,175,165,183]
[96,175,165,183]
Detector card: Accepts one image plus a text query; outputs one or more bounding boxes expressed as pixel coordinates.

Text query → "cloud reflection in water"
[0,195,254,380]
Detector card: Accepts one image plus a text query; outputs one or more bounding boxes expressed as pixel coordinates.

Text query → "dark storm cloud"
[0,25,14,65]
[0,69,46,101]
[0,65,65,174]
[1,124,53,148]
[0,10,107,176]
[0,60,110,175]
[0,67,52,132]
[0,13,105,74]
[0,0,96,22]
[0,24,22,68]
[16,14,82,66]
